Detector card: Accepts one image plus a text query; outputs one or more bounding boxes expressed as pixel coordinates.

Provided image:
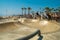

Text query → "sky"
[0,0,60,16]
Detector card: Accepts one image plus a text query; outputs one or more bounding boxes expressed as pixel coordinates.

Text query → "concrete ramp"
[0,22,40,40]
[0,22,21,32]
[0,19,60,40]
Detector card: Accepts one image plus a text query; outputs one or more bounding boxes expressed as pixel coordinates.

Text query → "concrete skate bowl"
[0,22,22,32]
[0,21,43,40]
[19,19,60,34]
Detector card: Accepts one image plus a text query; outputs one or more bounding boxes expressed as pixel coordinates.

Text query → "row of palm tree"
[45,7,60,14]
[21,7,31,15]
[21,7,60,15]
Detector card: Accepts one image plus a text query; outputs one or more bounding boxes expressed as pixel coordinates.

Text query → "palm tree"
[28,7,31,14]
[21,8,24,15]
[58,10,60,12]
[57,7,60,12]
[52,7,60,12]
[45,7,53,14]
[52,8,55,12]
[45,7,50,13]
[24,8,27,16]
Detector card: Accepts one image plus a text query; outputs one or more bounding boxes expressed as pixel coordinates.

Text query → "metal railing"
[16,30,43,40]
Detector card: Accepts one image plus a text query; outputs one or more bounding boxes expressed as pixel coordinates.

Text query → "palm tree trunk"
[22,10,23,16]
[25,9,26,16]
[28,10,30,14]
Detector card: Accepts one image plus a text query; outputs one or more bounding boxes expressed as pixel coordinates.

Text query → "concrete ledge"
[16,30,43,40]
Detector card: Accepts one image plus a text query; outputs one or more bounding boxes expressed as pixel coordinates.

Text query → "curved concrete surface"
[0,19,60,40]
[18,19,60,40]
[20,19,60,33]
[0,22,19,32]
[0,22,39,40]
[0,27,38,40]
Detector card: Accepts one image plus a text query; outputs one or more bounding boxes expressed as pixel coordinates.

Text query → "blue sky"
[0,0,60,16]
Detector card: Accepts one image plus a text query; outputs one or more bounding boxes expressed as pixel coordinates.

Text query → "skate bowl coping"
[17,30,43,40]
